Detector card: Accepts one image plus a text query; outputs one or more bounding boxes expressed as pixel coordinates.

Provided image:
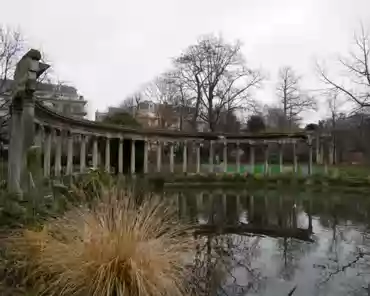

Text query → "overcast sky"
[1,0,370,123]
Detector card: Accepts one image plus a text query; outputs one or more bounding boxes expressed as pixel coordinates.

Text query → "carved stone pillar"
[54,129,62,177]
[183,140,187,173]
[105,136,110,173]
[92,136,98,169]
[8,100,24,193]
[196,142,201,174]
[223,141,228,173]
[156,140,162,173]
[131,139,136,175]
[43,128,52,177]
[35,124,43,148]
[236,141,241,173]
[80,134,86,173]
[329,139,334,165]
[22,95,35,153]
[143,138,149,174]
[66,132,74,175]
[315,135,320,164]
[209,140,214,173]
[263,142,269,175]
[250,142,255,174]
[118,137,124,174]
[293,141,298,174]
[169,142,174,173]
[278,141,284,173]
[308,137,313,175]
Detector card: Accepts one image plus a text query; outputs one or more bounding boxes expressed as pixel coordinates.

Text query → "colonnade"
[36,123,321,177]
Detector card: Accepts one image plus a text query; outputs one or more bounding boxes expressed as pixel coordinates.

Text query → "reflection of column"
[43,129,51,177]
[118,137,123,174]
[183,140,187,173]
[169,142,174,173]
[105,136,110,173]
[143,138,148,174]
[54,130,62,177]
[279,142,283,173]
[156,140,161,173]
[209,140,214,173]
[264,142,269,175]
[92,136,98,169]
[236,140,241,173]
[131,139,136,175]
[293,141,298,174]
[308,198,313,232]
[196,142,201,173]
[249,195,254,222]
[223,141,228,173]
[222,193,227,215]
[196,192,204,214]
[250,143,255,174]
[236,195,241,217]
[308,137,313,175]
[66,132,73,175]
[80,134,86,173]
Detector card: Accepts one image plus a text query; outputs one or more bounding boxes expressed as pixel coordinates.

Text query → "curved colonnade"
[33,100,324,178]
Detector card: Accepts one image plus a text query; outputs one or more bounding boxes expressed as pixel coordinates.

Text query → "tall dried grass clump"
[6,189,194,296]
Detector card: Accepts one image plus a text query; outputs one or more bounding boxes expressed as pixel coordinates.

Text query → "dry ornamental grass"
[5,189,194,296]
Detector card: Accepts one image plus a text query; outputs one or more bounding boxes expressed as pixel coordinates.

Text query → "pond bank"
[147,173,370,194]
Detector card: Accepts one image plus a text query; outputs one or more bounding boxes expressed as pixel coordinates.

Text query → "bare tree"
[119,92,143,116]
[276,66,316,130]
[175,34,264,132]
[0,26,24,149]
[317,24,370,109]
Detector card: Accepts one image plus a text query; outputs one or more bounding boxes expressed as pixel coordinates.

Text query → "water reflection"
[164,190,370,296]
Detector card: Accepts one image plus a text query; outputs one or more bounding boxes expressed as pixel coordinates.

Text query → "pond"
[163,189,370,296]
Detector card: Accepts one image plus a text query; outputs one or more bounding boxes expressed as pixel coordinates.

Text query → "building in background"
[95,101,209,131]
[0,79,87,119]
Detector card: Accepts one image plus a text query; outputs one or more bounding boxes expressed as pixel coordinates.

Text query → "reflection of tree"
[191,234,265,296]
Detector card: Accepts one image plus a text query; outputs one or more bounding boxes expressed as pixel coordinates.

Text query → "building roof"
[0,79,78,95]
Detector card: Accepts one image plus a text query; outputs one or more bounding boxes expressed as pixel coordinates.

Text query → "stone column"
[92,136,98,169]
[66,132,74,175]
[156,140,162,173]
[278,141,284,173]
[293,141,298,174]
[263,142,269,175]
[183,140,187,173]
[105,136,110,173]
[250,143,255,174]
[169,142,174,173]
[308,137,313,175]
[209,140,214,173]
[35,124,43,148]
[236,141,241,173]
[79,134,86,173]
[43,129,51,177]
[118,137,124,174]
[329,140,334,165]
[131,139,136,175]
[8,101,24,193]
[196,142,201,174]
[316,135,320,164]
[22,95,35,153]
[54,130,62,177]
[223,141,228,173]
[143,138,149,174]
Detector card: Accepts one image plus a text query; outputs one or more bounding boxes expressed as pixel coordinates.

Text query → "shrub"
[6,188,194,296]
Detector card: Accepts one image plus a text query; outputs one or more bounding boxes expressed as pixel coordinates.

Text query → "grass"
[3,187,194,296]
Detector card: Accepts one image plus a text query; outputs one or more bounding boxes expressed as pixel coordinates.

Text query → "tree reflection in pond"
[163,189,370,296]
